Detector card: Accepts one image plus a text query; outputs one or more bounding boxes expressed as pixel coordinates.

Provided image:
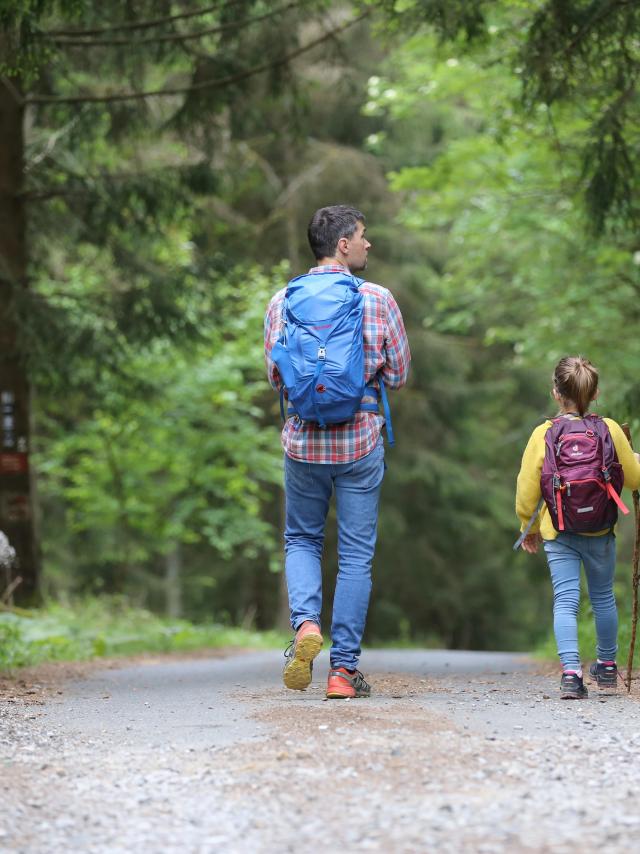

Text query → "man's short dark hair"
[307,205,366,260]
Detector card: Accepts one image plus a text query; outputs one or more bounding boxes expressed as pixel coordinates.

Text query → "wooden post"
[0,69,40,604]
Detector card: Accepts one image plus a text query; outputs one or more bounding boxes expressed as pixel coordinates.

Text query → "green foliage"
[0,0,61,78]
[353,9,640,649]
[8,2,314,620]
[368,24,640,413]
[518,0,640,233]
[368,0,487,42]
[6,0,640,651]
[380,0,640,233]
[0,597,288,671]
[35,265,284,598]
[12,0,552,648]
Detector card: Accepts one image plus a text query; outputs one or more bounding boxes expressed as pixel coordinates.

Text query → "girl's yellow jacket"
[516,417,640,540]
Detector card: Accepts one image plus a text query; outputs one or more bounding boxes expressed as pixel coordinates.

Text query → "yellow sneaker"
[283,621,323,691]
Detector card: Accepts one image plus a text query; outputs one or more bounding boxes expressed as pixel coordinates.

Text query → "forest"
[1,0,639,654]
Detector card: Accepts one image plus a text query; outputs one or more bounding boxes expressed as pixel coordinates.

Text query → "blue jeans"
[543,532,617,670]
[283,439,385,670]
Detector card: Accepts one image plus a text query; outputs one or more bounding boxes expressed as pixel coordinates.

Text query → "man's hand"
[521,532,542,554]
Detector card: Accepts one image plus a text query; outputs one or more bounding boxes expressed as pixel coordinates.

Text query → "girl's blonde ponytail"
[553,356,599,417]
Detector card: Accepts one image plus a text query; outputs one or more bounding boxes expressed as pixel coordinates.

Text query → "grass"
[6,594,637,674]
[0,598,448,674]
[0,596,289,672]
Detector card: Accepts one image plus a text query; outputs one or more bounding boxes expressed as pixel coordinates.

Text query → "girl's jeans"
[543,531,617,670]
[283,439,385,671]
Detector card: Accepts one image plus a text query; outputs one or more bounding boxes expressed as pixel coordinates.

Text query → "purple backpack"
[514,414,629,550]
[541,414,628,533]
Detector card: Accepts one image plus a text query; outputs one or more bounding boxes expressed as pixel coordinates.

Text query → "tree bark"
[0,70,40,604]
[273,131,300,634]
[165,544,182,619]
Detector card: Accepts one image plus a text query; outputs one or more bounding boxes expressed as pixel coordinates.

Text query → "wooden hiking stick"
[622,423,640,692]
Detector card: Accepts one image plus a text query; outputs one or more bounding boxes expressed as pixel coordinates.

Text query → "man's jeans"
[283,439,385,671]
[543,532,617,670]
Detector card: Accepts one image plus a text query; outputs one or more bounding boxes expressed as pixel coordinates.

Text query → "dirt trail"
[2,649,640,853]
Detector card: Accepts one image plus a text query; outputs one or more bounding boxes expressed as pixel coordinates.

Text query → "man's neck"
[314,256,349,269]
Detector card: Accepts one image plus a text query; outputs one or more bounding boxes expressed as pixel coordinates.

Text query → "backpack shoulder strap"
[543,418,566,471]
[378,377,394,446]
[546,416,568,434]
[589,415,630,515]
[588,414,618,466]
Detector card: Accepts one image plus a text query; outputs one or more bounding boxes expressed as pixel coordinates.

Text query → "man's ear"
[337,236,349,255]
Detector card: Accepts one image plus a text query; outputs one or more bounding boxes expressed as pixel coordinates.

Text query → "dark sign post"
[0,67,40,603]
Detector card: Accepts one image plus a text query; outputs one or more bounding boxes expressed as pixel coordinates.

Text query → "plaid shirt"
[264,264,410,463]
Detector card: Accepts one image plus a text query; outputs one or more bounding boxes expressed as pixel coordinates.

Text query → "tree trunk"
[272,132,300,633]
[0,71,40,604]
[165,544,182,619]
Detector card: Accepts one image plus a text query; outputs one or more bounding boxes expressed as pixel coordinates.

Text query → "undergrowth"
[0,596,288,671]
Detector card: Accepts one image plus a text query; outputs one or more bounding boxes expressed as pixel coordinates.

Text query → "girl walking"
[516,356,640,699]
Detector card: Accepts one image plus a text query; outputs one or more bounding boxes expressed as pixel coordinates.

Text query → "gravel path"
[2,649,640,853]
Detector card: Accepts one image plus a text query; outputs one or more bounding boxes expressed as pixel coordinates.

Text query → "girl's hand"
[521,532,542,554]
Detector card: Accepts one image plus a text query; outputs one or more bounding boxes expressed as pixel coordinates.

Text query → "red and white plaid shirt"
[264,264,410,464]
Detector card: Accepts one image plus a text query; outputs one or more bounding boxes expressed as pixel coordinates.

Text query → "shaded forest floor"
[2,650,640,852]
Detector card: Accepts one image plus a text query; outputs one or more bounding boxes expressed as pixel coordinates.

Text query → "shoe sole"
[326,689,371,699]
[326,678,371,700]
[589,670,618,691]
[283,633,323,690]
[560,690,588,700]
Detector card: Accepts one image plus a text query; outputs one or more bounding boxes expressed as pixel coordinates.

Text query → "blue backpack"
[270,271,393,443]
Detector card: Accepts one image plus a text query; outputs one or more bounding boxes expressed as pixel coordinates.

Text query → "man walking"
[264,205,410,698]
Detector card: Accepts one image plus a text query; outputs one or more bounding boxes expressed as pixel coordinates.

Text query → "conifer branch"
[563,0,634,58]
[25,11,371,106]
[44,0,248,37]
[21,163,198,200]
[50,2,301,48]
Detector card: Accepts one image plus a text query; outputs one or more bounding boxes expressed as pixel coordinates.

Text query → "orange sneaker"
[326,667,371,699]
[283,621,323,690]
